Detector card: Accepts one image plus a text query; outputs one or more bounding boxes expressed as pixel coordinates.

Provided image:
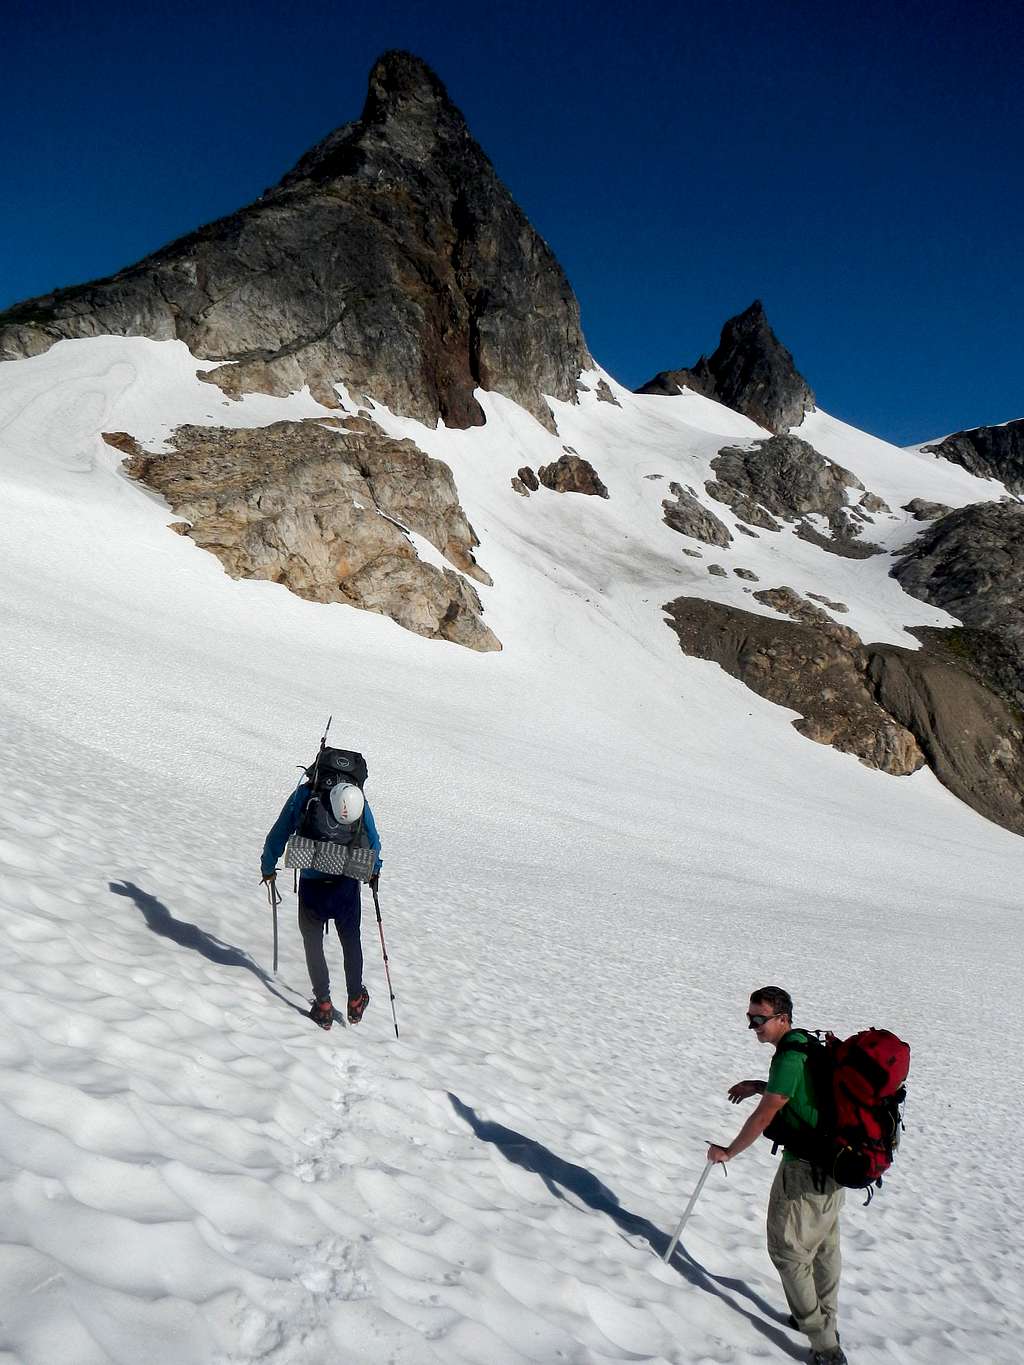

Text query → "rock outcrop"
[537,453,609,498]
[636,301,815,433]
[661,482,732,546]
[922,418,1024,495]
[663,596,923,774]
[868,645,1024,835]
[663,594,1024,835]
[892,501,1024,648]
[892,500,1024,705]
[903,498,951,521]
[108,418,500,651]
[909,626,1024,713]
[703,434,882,554]
[0,52,590,432]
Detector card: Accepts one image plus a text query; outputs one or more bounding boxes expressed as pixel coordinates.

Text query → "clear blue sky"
[3,0,1020,444]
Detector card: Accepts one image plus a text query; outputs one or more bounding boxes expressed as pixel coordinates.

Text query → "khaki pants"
[766,1158,844,1352]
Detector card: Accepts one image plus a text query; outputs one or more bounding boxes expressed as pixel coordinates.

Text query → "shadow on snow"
[449,1093,803,1360]
[110,880,310,1020]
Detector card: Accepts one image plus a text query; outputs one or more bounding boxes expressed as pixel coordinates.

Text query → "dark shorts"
[299,875,361,921]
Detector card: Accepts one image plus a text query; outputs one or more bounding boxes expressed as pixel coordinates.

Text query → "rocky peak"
[0,52,590,432]
[279,52,473,189]
[365,49,454,122]
[636,300,815,434]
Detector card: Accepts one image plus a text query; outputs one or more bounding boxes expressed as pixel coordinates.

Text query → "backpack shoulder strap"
[775,1030,811,1056]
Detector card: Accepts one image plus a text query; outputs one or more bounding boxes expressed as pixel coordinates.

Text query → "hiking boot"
[809,1348,848,1365]
[347,987,370,1024]
[310,997,334,1030]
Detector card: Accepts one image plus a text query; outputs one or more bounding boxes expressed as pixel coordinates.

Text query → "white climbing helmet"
[329,782,365,825]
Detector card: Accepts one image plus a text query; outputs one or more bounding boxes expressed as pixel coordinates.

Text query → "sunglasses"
[746,1012,777,1028]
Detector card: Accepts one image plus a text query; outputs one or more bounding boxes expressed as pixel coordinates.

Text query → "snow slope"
[0,338,1021,1365]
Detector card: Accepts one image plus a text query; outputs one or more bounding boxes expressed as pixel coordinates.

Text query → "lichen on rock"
[110,417,500,651]
[537,453,609,498]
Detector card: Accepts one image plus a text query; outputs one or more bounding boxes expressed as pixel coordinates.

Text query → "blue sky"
[3,0,1021,444]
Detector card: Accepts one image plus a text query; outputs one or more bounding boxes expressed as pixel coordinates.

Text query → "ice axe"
[663,1159,724,1263]
[264,874,282,973]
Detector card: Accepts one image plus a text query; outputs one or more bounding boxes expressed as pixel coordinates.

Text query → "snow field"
[0,338,1022,1362]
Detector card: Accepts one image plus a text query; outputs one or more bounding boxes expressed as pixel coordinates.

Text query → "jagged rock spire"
[637,300,815,434]
[0,52,591,431]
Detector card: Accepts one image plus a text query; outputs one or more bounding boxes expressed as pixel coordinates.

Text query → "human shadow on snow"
[448,1093,802,1359]
[110,880,310,1020]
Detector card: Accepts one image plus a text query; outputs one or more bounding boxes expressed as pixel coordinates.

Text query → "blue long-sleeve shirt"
[262,784,382,879]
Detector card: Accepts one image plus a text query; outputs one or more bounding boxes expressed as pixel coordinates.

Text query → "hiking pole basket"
[372,884,399,1039]
[664,1161,714,1263]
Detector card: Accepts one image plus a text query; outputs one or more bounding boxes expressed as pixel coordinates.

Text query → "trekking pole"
[265,876,282,973]
[663,1161,715,1263]
[371,883,399,1038]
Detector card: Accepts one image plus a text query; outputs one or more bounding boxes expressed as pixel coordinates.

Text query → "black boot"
[347,987,370,1024]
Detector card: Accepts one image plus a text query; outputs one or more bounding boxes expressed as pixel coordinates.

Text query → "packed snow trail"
[0,339,1022,1363]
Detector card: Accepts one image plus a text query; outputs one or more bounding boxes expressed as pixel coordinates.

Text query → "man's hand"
[707,1143,731,1164]
[369,872,380,891]
[261,870,277,885]
[728,1080,766,1104]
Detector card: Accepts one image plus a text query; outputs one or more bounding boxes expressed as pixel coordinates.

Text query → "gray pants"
[766,1159,844,1352]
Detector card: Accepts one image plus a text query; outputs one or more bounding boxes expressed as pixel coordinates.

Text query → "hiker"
[261,763,381,1029]
[707,987,847,1365]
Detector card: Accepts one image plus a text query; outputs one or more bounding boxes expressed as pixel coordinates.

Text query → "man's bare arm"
[707,1091,788,1163]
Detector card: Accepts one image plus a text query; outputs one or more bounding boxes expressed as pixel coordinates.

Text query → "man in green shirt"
[707,986,847,1365]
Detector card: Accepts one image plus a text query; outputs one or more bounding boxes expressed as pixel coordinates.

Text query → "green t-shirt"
[766,1030,820,1163]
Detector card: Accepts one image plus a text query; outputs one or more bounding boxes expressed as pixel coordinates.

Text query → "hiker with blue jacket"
[261,755,381,1029]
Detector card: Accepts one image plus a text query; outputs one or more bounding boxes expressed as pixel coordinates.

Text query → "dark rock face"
[109,418,500,651]
[663,595,1024,835]
[922,419,1024,494]
[537,453,609,498]
[0,51,590,432]
[893,501,1024,708]
[909,626,1024,713]
[892,501,1024,650]
[636,301,815,433]
[793,520,884,559]
[517,466,539,492]
[868,646,1024,836]
[661,482,732,546]
[703,434,881,555]
[663,596,923,774]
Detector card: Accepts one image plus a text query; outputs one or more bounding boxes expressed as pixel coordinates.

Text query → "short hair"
[750,986,793,1021]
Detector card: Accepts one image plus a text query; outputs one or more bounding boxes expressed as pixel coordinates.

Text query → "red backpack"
[766,1028,910,1199]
